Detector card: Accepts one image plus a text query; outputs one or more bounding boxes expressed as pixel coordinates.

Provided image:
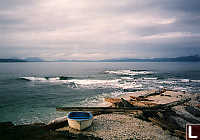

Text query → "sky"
[0,0,200,60]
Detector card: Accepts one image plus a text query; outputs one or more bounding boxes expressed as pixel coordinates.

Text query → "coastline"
[1,89,200,140]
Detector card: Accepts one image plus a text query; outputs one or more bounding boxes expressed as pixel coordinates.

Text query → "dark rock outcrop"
[0,122,102,140]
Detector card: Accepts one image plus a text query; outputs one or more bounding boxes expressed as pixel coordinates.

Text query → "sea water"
[0,62,200,124]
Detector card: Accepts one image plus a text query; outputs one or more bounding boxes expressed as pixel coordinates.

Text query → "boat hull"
[68,118,93,130]
[67,112,93,131]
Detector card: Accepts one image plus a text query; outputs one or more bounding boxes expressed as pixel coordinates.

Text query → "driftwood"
[139,89,166,98]
[138,91,161,98]
[104,98,121,104]
[160,94,171,97]
[57,98,191,113]
[119,98,134,107]
[56,97,191,139]
[56,107,166,113]
[148,117,185,139]
[136,97,193,139]
[138,108,187,139]
[114,98,155,108]
[105,97,157,107]
[151,97,191,110]
[129,101,157,107]
[130,96,152,101]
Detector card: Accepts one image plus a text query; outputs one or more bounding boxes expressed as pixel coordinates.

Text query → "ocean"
[0,62,200,124]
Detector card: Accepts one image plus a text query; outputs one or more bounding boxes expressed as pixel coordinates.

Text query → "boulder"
[185,106,200,117]
[46,116,68,130]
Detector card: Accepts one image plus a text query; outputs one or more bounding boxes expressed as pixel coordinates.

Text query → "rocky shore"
[57,113,180,140]
[0,122,101,140]
[1,90,200,140]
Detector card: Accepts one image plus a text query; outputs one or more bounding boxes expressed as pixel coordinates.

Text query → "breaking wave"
[20,76,73,82]
[80,91,126,107]
[19,72,200,94]
[142,77,158,80]
[67,79,121,89]
[20,77,48,81]
[104,69,154,76]
[191,80,200,83]
[20,76,126,89]
[19,76,78,88]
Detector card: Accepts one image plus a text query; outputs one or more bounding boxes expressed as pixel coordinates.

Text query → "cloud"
[142,32,200,40]
[0,0,200,60]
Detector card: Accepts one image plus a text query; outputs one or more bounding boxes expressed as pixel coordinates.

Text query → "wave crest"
[104,69,154,76]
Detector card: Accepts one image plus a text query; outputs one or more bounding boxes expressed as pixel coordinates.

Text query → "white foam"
[120,77,135,82]
[180,79,190,83]
[20,76,73,85]
[20,76,124,89]
[191,80,200,83]
[48,77,60,81]
[155,80,176,84]
[117,82,143,90]
[170,78,191,83]
[68,79,144,90]
[20,77,47,81]
[68,79,121,89]
[142,77,158,80]
[121,77,134,80]
[173,87,187,92]
[81,91,126,107]
[68,79,119,85]
[105,70,154,76]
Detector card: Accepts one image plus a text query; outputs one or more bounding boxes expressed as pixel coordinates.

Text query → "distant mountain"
[99,55,200,62]
[0,59,27,62]
[0,57,44,62]
[1,55,200,62]
[56,60,94,62]
[55,55,200,62]
[24,57,44,62]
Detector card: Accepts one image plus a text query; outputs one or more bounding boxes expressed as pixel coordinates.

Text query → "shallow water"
[0,62,200,124]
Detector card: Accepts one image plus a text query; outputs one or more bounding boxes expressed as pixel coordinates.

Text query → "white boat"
[67,112,93,130]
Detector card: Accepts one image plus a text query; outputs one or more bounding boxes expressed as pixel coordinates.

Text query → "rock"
[0,122,14,128]
[157,112,164,118]
[0,121,101,140]
[46,116,68,130]
[196,104,200,109]
[104,98,121,104]
[185,106,200,117]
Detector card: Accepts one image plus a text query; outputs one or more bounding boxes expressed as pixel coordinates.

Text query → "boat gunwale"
[67,111,93,121]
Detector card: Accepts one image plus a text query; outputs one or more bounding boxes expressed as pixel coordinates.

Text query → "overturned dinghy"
[67,112,93,131]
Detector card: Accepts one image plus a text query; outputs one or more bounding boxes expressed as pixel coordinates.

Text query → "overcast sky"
[0,0,200,60]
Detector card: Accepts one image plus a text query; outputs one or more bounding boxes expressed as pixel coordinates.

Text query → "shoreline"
[1,89,200,140]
